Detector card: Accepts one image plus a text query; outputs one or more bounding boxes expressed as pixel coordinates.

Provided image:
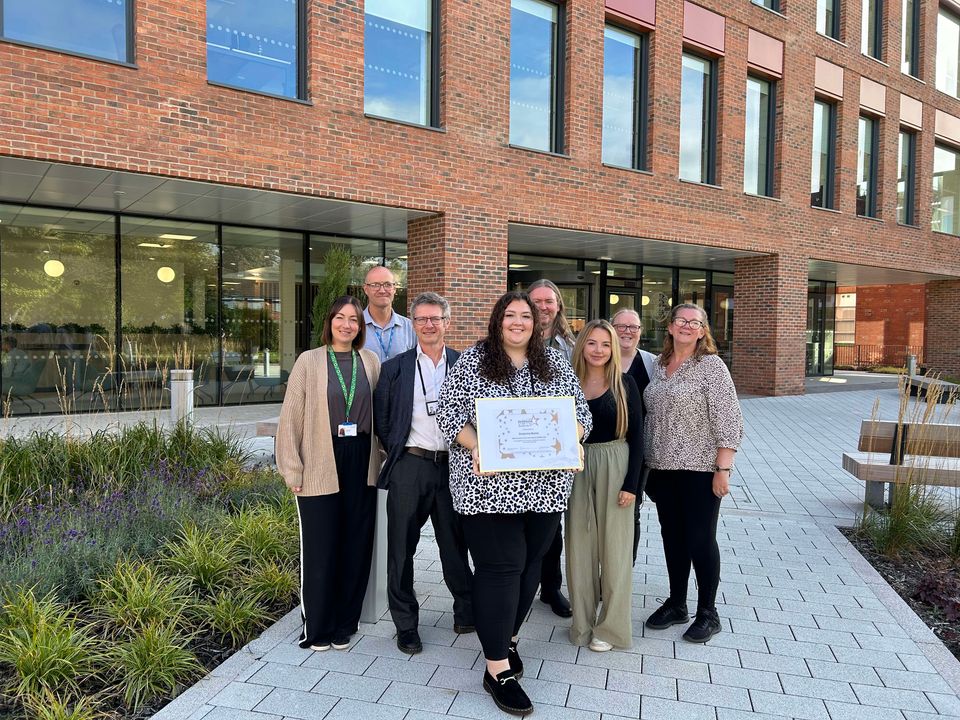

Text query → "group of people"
[276,266,743,717]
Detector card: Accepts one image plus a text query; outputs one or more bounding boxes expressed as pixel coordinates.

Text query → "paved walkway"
[93,383,960,718]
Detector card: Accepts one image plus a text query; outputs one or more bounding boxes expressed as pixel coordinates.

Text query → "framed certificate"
[475,396,582,473]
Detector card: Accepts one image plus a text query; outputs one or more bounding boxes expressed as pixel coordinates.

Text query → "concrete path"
[78,383,960,718]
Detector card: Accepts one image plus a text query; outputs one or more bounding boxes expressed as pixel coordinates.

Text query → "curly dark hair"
[478,291,554,385]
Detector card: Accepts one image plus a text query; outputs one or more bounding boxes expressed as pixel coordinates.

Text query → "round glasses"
[673,318,705,329]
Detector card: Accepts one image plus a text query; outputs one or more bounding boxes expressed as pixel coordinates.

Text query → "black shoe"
[540,590,573,618]
[331,635,351,650]
[508,639,524,679]
[483,668,533,716]
[683,609,721,643]
[453,623,475,634]
[396,629,423,655]
[645,601,690,630]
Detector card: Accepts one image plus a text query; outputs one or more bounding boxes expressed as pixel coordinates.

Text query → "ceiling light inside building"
[641,295,650,306]
[138,242,173,248]
[43,259,65,278]
[157,266,176,283]
[159,234,196,241]
[508,264,529,269]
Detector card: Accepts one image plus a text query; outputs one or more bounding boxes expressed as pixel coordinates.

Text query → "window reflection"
[510,0,559,152]
[902,0,919,76]
[817,0,839,38]
[207,0,301,99]
[364,0,434,125]
[120,219,219,409]
[0,205,116,415]
[642,266,673,352]
[744,76,773,196]
[679,53,714,184]
[856,116,877,217]
[937,8,960,98]
[602,26,643,169]
[897,131,916,225]
[2,0,130,62]
[811,100,835,208]
[933,145,960,236]
[861,0,881,59]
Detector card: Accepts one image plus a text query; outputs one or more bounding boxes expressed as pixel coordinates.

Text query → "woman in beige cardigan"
[276,295,381,652]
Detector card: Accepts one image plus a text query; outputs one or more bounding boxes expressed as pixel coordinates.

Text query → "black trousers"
[386,452,473,632]
[539,523,563,594]
[651,469,722,612]
[296,434,376,648]
[461,511,560,661]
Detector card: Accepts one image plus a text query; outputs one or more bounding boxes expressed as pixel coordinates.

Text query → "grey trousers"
[565,439,634,649]
[386,452,474,632]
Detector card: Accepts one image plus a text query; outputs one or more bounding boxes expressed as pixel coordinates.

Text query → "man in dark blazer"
[373,292,474,655]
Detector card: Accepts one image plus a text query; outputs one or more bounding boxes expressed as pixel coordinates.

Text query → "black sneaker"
[644,602,690,630]
[396,629,423,655]
[483,668,534,716]
[508,639,524,679]
[682,609,721,643]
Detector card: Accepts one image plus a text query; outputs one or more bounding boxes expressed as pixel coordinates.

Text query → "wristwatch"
[714,465,732,473]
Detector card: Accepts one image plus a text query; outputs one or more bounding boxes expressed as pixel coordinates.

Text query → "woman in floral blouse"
[642,303,743,644]
[437,290,591,716]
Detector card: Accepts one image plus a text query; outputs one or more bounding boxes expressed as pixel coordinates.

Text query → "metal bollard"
[170,369,195,423]
[906,354,917,377]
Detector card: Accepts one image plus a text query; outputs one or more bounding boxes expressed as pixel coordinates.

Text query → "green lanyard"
[328,347,358,421]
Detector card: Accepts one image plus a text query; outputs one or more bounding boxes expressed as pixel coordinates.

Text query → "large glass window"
[811,100,837,209]
[752,0,780,9]
[641,266,674,352]
[1,0,131,62]
[856,116,879,217]
[861,0,883,59]
[932,144,960,235]
[679,53,716,184]
[510,0,562,152]
[902,0,920,76]
[744,76,775,197]
[0,205,116,415]
[207,0,303,99]
[602,25,648,170]
[937,7,960,97]
[221,228,303,405]
[817,0,841,39]
[364,0,436,126]
[120,220,219,410]
[897,130,916,225]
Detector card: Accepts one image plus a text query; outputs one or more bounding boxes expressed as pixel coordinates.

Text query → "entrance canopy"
[0,156,434,238]
[808,258,954,285]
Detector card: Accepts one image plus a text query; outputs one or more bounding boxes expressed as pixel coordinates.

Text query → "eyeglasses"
[364,281,396,291]
[413,316,447,326]
[673,318,705,329]
[613,324,641,333]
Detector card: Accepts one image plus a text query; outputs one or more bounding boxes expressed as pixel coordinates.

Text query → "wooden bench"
[842,419,960,509]
[907,375,960,404]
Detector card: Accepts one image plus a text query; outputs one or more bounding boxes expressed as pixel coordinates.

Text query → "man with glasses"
[373,292,474,655]
[362,265,416,362]
[612,309,657,565]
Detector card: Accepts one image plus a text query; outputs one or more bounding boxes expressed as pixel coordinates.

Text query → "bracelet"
[714,465,732,473]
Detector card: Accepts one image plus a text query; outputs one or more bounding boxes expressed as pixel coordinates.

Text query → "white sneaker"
[589,637,613,652]
[310,643,331,652]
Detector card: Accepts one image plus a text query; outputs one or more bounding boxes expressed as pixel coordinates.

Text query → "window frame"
[752,0,781,11]
[744,74,777,198]
[811,99,838,210]
[901,0,920,77]
[818,0,842,40]
[932,142,960,236]
[862,0,884,59]
[937,5,960,98]
[897,129,917,225]
[205,0,308,102]
[679,50,718,185]
[601,23,649,171]
[856,114,880,218]
[0,0,136,65]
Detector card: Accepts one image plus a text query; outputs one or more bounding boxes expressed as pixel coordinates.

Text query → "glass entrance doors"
[806,280,836,376]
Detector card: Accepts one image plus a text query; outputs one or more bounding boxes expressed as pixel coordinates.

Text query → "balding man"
[362,266,416,362]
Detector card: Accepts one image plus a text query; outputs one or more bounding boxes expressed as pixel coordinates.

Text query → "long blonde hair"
[572,319,629,438]
[659,303,718,365]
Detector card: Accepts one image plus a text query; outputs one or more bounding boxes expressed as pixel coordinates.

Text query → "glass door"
[806,280,836,375]
[556,283,591,336]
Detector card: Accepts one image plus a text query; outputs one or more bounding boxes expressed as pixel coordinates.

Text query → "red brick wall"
[2,1,960,390]
[925,281,960,377]
[855,284,926,350]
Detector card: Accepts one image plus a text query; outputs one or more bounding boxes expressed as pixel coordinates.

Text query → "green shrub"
[162,523,239,594]
[858,483,950,557]
[220,467,289,510]
[109,621,202,711]
[195,590,270,648]
[222,505,296,567]
[94,560,194,637]
[245,559,299,609]
[0,586,62,635]
[23,689,105,720]
[0,589,101,699]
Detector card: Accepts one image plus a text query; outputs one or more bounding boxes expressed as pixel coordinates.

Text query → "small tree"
[311,245,353,347]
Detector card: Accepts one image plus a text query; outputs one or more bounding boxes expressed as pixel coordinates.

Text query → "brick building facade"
[1,0,960,414]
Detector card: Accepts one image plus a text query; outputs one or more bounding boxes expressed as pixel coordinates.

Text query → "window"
[752,0,780,10]
[932,144,960,235]
[937,7,960,97]
[207,0,304,100]
[901,0,919,76]
[602,25,648,170]
[0,0,132,63]
[364,0,438,126]
[856,116,879,217]
[744,76,776,196]
[811,100,837,208]
[897,130,916,224]
[510,0,563,152]
[817,0,841,39]
[679,53,717,184]
[861,0,883,59]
